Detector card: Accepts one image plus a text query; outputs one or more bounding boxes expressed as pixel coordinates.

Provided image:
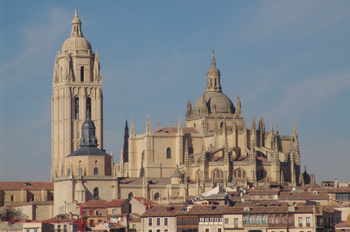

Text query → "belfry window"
[93,188,99,198]
[86,98,91,118]
[80,66,84,81]
[154,192,159,201]
[215,79,217,86]
[166,148,171,159]
[94,167,98,175]
[210,79,213,87]
[75,98,79,119]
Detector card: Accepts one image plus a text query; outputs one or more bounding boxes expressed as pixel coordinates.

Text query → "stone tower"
[51,9,103,181]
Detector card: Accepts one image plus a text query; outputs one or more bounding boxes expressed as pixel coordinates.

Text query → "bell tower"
[51,9,103,181]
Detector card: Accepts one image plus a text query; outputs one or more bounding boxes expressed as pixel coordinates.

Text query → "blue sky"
[0,1,349,183]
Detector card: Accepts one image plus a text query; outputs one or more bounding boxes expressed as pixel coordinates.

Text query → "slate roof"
[0,181,53,190]
[67,146,110,157]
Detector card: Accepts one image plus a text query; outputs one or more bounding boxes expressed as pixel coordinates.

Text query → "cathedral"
[52,9,312,216]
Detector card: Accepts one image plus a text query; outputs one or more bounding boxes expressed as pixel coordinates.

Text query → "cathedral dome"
[61,8,92,52]
[61,37,92,51]
[193,91,234,114]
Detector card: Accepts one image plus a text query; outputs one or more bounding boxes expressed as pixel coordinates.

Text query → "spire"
[270,123,274,135]
[70,8,83,37]
[275,123,279,134]
[211,50,216,67]
[235,92,242,121]
[130,119,135,137]
[178,116,183,135]
[243,115,246,129]
[157,120,160,130]
[201,138,206,152]
[293,120,298,137]
[170,120,173,127]
[223,116,228,148]
[146,115,151,134]
[251,115,256,131]
[123,120,129,162]
[184,139,190,166]
[206,50,221,92]
[186,99,192,117]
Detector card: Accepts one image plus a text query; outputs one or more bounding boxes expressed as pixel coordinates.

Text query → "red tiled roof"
[133,197,159,206]
[154,127,199,134]
[107,199,127,207]
[0,182,53,190]
[5,201,53,207]
[142,205,184,217]
[81,199,108,208]
[335,221,350,228]
[279,191,328,200]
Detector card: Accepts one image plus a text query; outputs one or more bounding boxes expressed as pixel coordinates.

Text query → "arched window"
[166,148,171,159]
[210,79,213,87]
[78,167,82,175]
[154,192,159,201]
[75,98,79,119]
[238,169,241,178]
[215,79,217,87]
[93,188,99,198]
[193,123,196,128]
[128,192,133,201]
[10,195,14,202]
[212,169,223,179]
[86,98,91,118]
[217,169,220,178]
[94,167,98,175]
[188,147,193,155]
[220,122,223,128]
[67,169,71,176]
[80,66,84,81]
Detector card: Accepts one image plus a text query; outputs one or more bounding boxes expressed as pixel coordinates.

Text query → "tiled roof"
[279,191,328,200]
[224,205,314,214]
[0,182,53,190]
[107,199,128,207]
[42,214,79,223]
[133,197,159,206]
[335,221,350,228]
[154,127,199,134]
[4,201,53,207]
[142,205,184,217]
[249,190,279,195]
[81,199,108,208]
[177,205,227,215]
[327,188,350,193]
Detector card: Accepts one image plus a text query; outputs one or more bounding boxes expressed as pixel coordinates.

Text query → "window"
[164,218,168,226]
[234,218,238,227]
[112,209,116,214]
[193,217,198,225]
[58,225,61,232]
[133,224,136,229]
[188,217,192,225]
[94,167,98,175]
[157,218,160,226]
[93,187,99,198]
[336,194,342,200]
[34,229,37,232]
[90,220,94,226]
[238,169,241,178]
[149,230,152,232]
[149,218,152,226]
[166,148,171,159]
[75,98,79,119]
[218,229,222,232]
[10,195,14,201]
[299,217,303,227]
[263,214,268,224]
[243,215,249,225]
[98,220,102,224]
[183,217,187,225]
[177,217,181,225]
[157,230,160,232]
[67,168,70,176]
[81,66,84,81]
[86,98,91,118]
[189,147,193,154]
[164,230,168,232]
[225,218,229,224]
[154,192,159,201]
[26,230,29,232]
[63,225,67,232]
[306,217,310,227]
